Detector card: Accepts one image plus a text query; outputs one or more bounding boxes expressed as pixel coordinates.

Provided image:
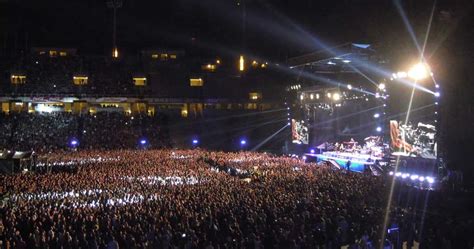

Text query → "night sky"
[1,0,474,177]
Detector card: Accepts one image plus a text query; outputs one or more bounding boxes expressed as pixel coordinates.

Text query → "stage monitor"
[291,119,309,144]
[390,120,436,159]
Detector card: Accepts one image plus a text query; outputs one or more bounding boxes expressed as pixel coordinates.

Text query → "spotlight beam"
[393,0,423,55]
[250,124,289,151]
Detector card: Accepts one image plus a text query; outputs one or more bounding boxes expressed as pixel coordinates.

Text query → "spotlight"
[397,72,407,78]
[287,122,291,126]
[192,139,199,145]
[302,156,307,160]
[347,84,352,90]
[426,177,434,184]
[419,176,425,182]
[378,83,386,90]
[240,139,247,145]
[435,84,440,88]
[70,139,79,147]
[376,126,382,132]
[287,107,290,110]
[434,92,440,97]
[140,139,147,145]
[408,63,430,80]
[389,171,394,176]
[435,102,438,105]
[310,149,315,154]
[333,93,341,101]
[395,172,402,177]
[401,173,409,179]
[410,175,419,180]
[373,113,380,118]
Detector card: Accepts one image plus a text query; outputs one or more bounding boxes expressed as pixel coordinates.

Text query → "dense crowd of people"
[0,112,170,152]
[0,150,386,248]
[1,149,473,248]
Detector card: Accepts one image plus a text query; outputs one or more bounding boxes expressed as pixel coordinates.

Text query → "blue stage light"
[310,149,315,154]
[192,139,199,145]
[240,139,247,145]
[140,139,147,145]
[376,126,382,132]
[69,138,79,148]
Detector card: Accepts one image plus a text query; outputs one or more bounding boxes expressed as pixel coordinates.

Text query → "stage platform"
[307,151,382,173]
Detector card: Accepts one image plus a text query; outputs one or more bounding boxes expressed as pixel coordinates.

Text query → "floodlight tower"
[107,0,123,58]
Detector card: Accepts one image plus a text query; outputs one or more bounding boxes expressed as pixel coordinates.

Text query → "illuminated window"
[246,103,257,110]
[59,51,67,57]
[151,54,159,59]
[202,64,216,72]
[170,54,177,59]
[249,92,262,100]
[10,75,27,84]
[239,55,245,71]
[181,109,188,117]
[160,54,168,60]
[49,50,58,57]
[73,76,89,85]
[133,77,147,86]
[190,78,203,87]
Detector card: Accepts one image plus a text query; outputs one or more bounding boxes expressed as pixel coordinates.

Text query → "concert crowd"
[1,149,472,249]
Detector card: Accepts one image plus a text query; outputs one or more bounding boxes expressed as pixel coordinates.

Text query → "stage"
[307,151,382,173]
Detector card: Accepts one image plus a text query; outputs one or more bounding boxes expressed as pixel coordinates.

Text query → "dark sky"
[1,0,471,61]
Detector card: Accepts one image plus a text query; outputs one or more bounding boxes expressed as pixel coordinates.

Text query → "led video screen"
[291,119,309,144]
[390,120,436,159]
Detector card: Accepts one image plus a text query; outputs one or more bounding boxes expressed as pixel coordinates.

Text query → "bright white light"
[395,172,402,177]
[310,94,314,100]
[378,83,386,90]
[327,61,336,65]
[435,102,438,105]
[140,139,147,145]
[408,63,430,80]
[240,139,247,145]
[300,94,304,100]
[410,175,419,180]
[419,176,425,182]
[327,92,332,98]
[376,126,382,132]
[426,177,434,184]
[287,107,290,110]
[397,71,407,78]
[302,156,307,160]
[310,149,315,154]
[316,94,320,99]
[347,84,352,90]
[374,113,380,118]
[333,93,341,101]
[401,173,409,179]
[342,60,351,63]
[192,139,199,144]
[434,92,440,97]
[435,84,440,88]
[287,122,291,126]
[389,171,394,176]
